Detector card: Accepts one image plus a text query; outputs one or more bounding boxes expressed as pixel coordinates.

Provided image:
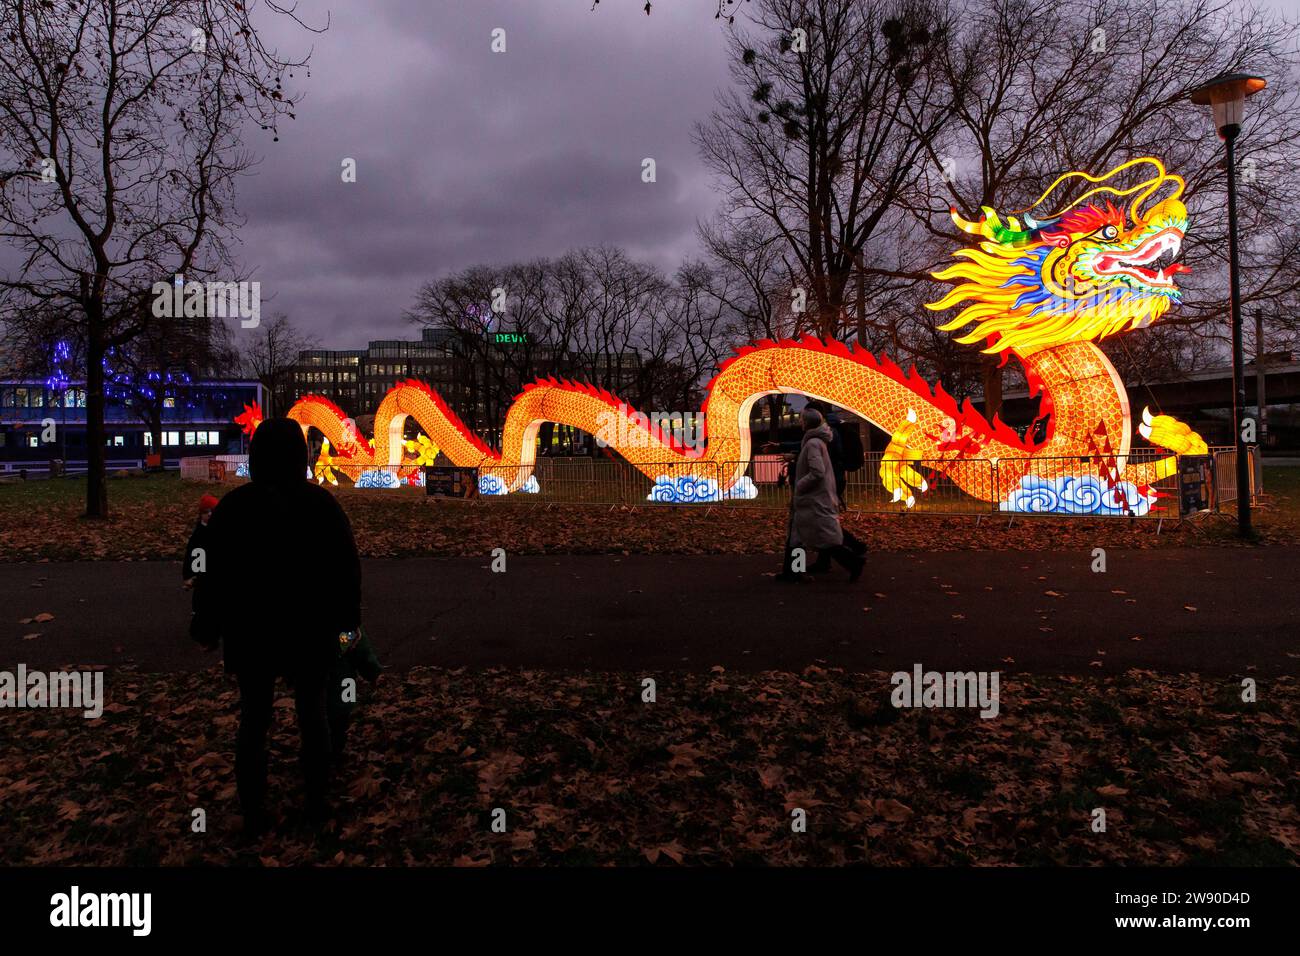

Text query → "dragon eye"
[1101,225,1118,240]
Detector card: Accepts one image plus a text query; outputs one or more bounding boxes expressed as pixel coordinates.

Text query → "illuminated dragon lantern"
[238,157,1206,512]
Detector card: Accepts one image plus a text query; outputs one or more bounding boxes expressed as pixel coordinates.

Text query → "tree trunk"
[84,330,109,518]
[149,406,163,469]
[819,272,849,340]
[981,356,1004,423]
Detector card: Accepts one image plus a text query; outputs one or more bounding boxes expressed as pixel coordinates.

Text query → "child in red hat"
[183,494,220,588]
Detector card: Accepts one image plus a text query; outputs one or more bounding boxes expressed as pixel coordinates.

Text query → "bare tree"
[0,0,320,516]
[696,214,788,339]
[405,259,556,444]
[240,312,315,416]
[406,247,732,446]
[590,0,752,22]
[112,297,237,455]
[694,0,966,339]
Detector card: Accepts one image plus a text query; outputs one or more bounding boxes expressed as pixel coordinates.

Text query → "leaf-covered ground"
[1,666,1295,866]
[2,469,1298,561]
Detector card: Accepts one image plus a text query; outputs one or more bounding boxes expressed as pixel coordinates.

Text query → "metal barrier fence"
[469,452,1183,519]
[532,458,622,504]
[207,443,1260,521]
[178,454,247,481]
[502,446,1250,519]
[1210,445,1263,507]
[842,454,994,515]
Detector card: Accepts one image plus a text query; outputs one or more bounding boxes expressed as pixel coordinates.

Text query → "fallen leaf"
[874,798,914,823]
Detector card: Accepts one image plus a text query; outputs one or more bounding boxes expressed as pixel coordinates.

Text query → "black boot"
[777,540,810,582]
[827,545,865,583]
[239,806,270,839]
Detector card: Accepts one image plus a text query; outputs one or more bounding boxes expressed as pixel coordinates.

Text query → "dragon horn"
[950,206,985,236]
[951,206,1034,246]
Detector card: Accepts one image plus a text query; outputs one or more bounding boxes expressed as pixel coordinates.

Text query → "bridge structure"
[994,357,1300,451]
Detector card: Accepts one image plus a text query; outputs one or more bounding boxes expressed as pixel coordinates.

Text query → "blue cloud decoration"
[478,474,541,496]
[356,469,402,489]
[1000,474,1152,516]
[646,474,758,503]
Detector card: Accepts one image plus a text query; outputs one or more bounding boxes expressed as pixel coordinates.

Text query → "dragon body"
[240,158,1207,510]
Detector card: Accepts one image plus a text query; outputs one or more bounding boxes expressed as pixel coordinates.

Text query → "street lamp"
[1189,72,1266,537]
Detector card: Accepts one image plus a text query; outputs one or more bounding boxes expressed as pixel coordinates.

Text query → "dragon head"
[927,158,1188,354]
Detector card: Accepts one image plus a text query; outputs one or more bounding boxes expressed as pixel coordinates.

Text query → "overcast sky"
[241,1,734,349]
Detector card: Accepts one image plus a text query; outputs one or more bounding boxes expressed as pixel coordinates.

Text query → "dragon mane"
[927,158,1187,354]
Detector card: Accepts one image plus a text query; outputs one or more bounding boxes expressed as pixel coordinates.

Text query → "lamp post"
[1189,72,1266,537]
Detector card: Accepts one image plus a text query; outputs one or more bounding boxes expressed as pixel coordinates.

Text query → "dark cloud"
[239,0,732,347]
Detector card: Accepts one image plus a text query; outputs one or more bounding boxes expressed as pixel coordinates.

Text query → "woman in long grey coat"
[789,407,864,582]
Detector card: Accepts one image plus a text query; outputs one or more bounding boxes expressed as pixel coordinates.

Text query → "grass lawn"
[1260,463,1300,511]
[1,665,1295,865]
[2,466,1298,562]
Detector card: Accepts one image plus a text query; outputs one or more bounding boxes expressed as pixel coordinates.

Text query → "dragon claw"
[1138,405,1155,440]
[1139,406,1208,455]
[880,411,932,508]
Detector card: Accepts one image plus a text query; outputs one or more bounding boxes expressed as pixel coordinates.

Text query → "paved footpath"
[2,548,1297,676]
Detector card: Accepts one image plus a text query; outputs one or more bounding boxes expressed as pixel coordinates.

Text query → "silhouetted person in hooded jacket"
[191,418,361,832]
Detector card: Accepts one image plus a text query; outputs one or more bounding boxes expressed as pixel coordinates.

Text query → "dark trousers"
[807,528,865,569]
[783,517,863,570]
[813,544,860,571]
[326,692,354,760]
[781,508,799,575]
[236,669,332,816]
